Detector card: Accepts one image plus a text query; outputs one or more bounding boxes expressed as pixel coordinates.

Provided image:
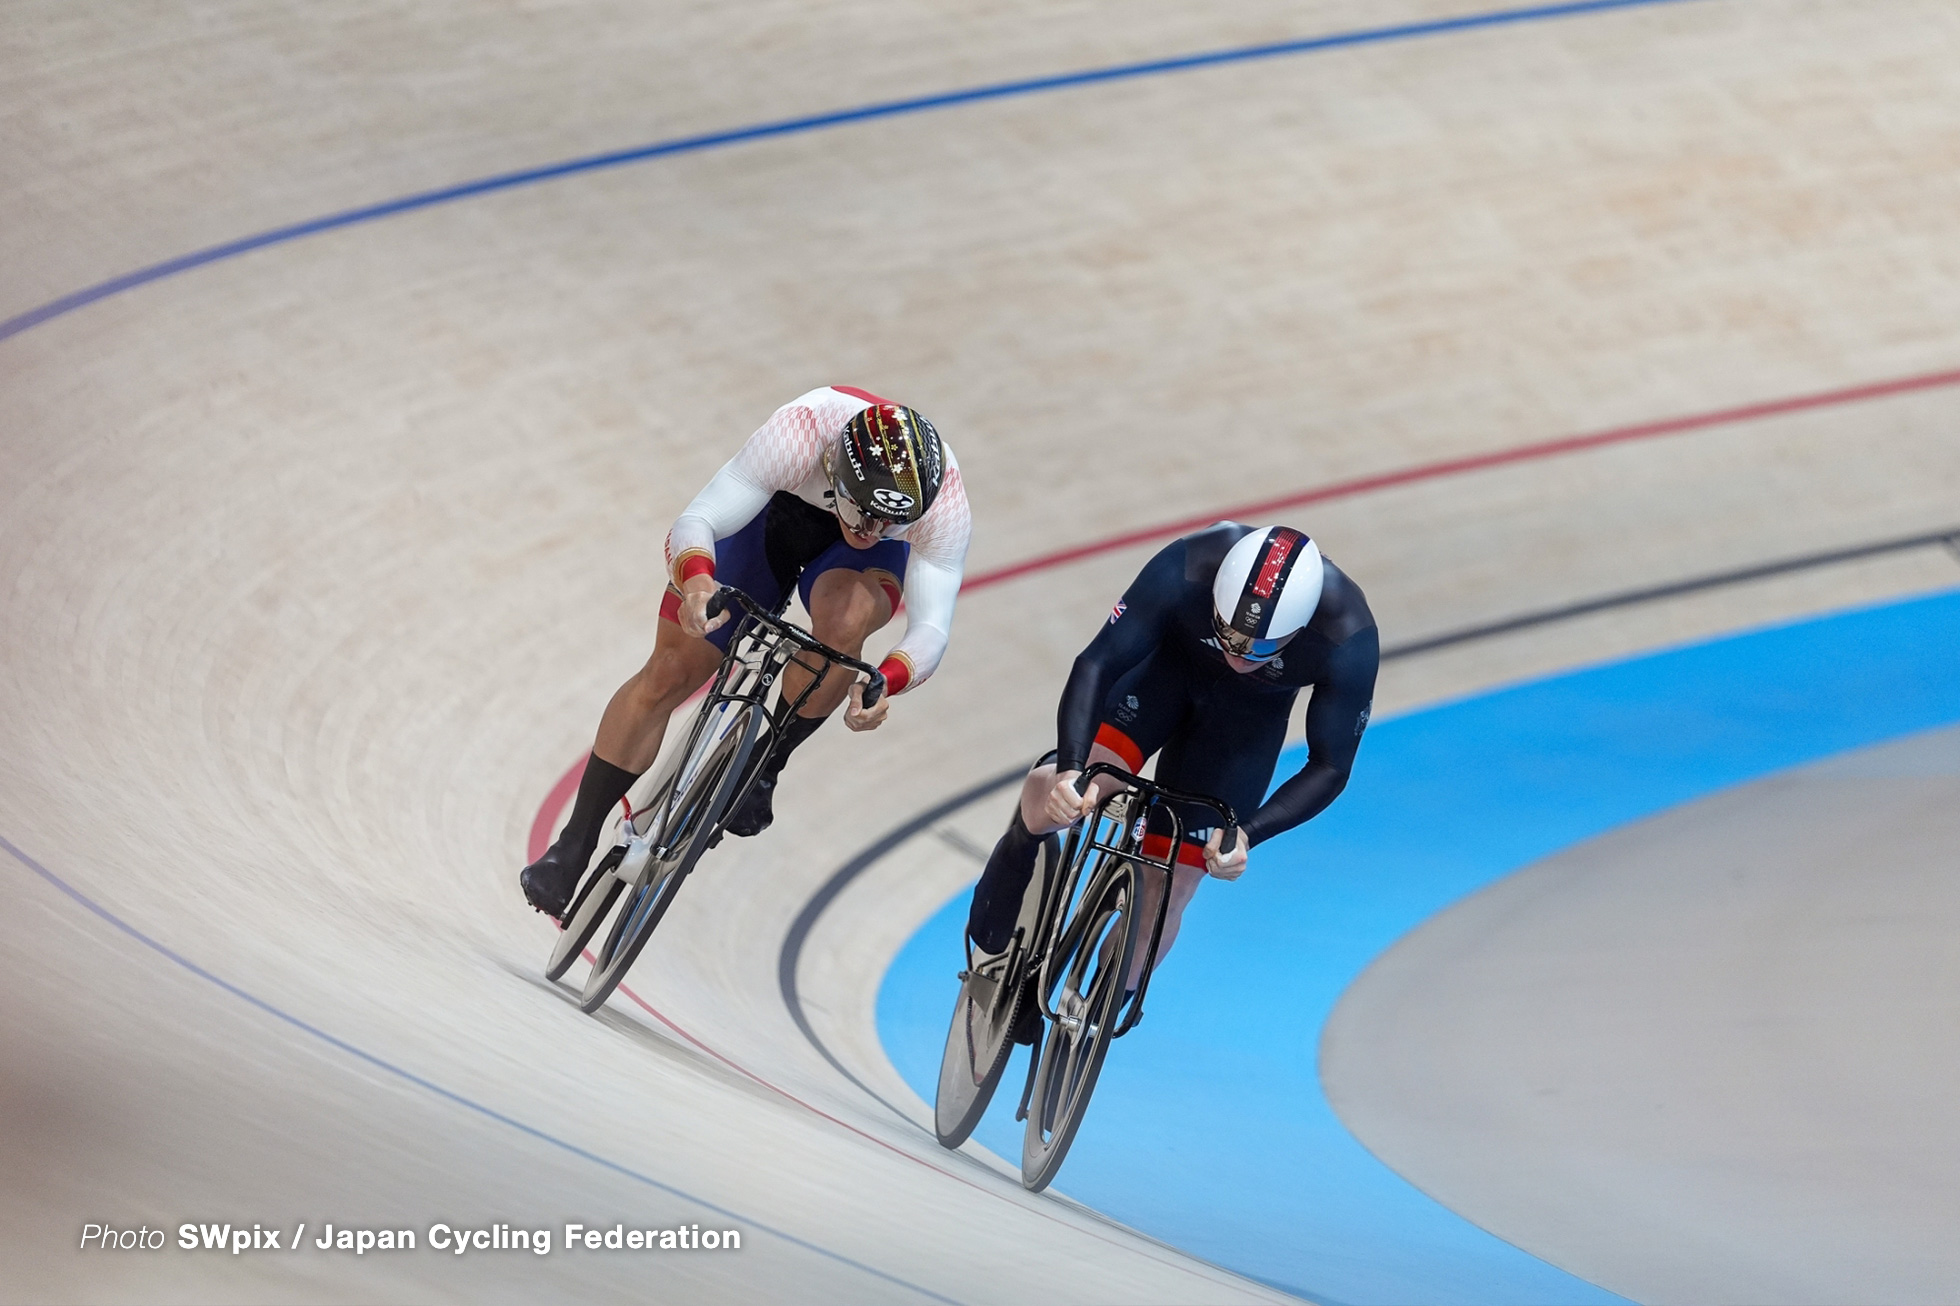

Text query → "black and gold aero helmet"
[829,403,945,528]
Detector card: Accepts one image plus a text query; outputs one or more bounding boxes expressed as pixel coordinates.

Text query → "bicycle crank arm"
[613,832,656,885]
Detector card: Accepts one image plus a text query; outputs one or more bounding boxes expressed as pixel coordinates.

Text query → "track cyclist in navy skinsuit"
[521,386,972,920]
[964,523,1378,988]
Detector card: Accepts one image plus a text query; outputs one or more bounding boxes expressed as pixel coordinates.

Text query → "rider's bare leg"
[1122,861,1206,990]
[593,618,724,773]
[520,617,722,912]
[560,621,716,855]
[765,568,894,763]
[781,568,895,718]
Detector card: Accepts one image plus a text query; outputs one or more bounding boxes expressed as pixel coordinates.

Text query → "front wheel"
[577,700,764,1013]
[1021,860,1139,1192]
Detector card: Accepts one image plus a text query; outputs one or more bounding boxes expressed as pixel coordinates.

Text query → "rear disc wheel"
[934,963,1025,1148]
[934,836,1058,1147]
[544,845,625,981]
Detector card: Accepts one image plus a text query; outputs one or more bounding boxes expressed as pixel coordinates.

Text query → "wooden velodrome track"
[6,1,1960,1301]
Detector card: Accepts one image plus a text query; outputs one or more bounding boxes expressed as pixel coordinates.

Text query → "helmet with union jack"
[1211,525,1324,663]
[829,403,945,529]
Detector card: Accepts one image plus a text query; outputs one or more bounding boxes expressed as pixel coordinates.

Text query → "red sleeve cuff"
[876,655,912,696]
[675,552,716,584]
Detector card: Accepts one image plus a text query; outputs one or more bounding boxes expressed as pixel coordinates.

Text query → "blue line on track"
[0,0,1703,345]
[0,832,961,1305]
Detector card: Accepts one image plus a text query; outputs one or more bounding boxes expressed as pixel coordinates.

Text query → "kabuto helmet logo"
[831,402,947,525]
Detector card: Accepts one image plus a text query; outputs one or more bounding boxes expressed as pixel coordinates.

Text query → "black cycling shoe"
[519,845,585,920]
[723,775,778,838]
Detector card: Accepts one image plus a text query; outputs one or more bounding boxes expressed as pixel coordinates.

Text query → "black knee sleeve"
[966,811,1043,953]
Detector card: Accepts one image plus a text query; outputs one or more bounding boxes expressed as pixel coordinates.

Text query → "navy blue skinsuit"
[965,523,1378,951]
[1056,521,1379,845]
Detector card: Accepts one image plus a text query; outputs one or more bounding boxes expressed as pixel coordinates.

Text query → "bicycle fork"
[1013,1016,1044,1122]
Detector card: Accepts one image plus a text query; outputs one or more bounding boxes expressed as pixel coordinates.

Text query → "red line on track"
[525,362,1960,1260]
[532,766,1248,1283]
[595,961,1239,1284]
[535,809,1250,1284]
[961,366,1960,591]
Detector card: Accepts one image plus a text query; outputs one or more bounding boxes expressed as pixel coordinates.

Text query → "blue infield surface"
[879,585,1960,1305]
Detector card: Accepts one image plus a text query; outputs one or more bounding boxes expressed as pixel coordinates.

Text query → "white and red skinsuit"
[664,386,972,694]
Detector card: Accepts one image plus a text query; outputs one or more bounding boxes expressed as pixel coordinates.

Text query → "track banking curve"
[0,836,957,1305]
[15,6,1705,1302]
[0,0,1700,346]
[780,520,1960,1102]
[11,0,1960,1300]
[877,587,1960,1303]
[549,366,1960,1143]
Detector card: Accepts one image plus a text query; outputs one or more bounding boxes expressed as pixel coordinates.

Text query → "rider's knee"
[806,570,891,645]
[631,647,704,714]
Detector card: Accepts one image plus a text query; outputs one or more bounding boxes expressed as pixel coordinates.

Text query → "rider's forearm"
[882,555,961,692]
[1054,655,1109,773]
[1239,760,1349,846]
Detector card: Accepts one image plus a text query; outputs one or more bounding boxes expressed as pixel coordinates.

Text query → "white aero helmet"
[1211,526,1324,663]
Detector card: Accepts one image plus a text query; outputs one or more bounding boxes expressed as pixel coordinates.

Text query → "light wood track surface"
[4,1,1959,1300]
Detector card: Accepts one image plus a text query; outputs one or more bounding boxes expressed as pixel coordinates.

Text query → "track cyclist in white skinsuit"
[521,386,972,920]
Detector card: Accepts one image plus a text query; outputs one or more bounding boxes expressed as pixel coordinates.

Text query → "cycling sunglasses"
[833,489,903,537]
[1211,609,1290,663]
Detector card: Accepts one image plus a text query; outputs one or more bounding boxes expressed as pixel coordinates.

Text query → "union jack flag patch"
[1108,600,1126,624]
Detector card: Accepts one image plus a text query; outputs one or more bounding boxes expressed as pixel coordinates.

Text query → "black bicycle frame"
[633,586,887,851]
[1035,762,1237,1037]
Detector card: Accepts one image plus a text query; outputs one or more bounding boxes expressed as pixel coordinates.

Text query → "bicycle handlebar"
[705,586,887,708]
[1070,761,1240,860]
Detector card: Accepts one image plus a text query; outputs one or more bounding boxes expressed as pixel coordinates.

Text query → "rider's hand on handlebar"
[1045,771,1093,827]
[678,576,728,638]
[1203,828,1249,880]
[843,680,889,732]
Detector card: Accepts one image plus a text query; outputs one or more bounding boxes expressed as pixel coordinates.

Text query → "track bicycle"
[543,586,885,1013]
[934,762,1237,1190]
